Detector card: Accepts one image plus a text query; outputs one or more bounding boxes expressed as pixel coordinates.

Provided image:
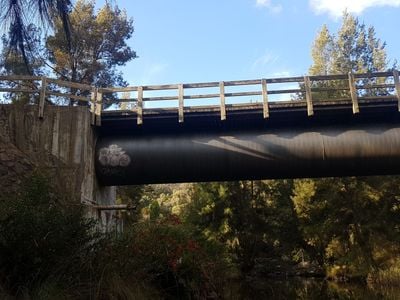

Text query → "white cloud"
[256,0,270,6]
[251,51,279,70]
[256,0,283,13]
[310,0,400,17]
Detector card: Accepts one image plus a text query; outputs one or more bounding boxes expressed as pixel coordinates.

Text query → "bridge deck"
[1,70,399,127]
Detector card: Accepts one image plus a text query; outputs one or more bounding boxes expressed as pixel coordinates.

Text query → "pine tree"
[308,12,392,99]
[46,0,137,105]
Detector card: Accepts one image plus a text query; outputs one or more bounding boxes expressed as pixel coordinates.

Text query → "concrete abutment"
[0,104,116,227]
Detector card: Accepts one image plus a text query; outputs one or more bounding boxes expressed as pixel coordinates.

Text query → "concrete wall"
[0,104,115,217]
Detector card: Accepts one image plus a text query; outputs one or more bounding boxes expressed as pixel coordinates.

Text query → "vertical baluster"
[393,70,400,111]
[39,76,46,119]
[348,72,359,114]
[178,84,184,123]
[137,86,143,125]
[96,91,103,126]
[261,79,269,118]
[90,87,97,125]
[304,76,314,116]
[219,81,226,121]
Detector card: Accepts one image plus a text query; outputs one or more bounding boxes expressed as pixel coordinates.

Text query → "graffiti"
[98,144,131,167]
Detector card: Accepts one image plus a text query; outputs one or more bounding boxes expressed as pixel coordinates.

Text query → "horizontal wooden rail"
[92,204,136,211]
[46,78,92,90]
[0,75,41,81]
[0,71,398,124]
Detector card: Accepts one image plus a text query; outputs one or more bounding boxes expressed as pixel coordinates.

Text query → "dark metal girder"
[95,105,400,185]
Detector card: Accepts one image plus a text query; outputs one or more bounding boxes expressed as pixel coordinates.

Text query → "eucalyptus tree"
[0,0,72,70]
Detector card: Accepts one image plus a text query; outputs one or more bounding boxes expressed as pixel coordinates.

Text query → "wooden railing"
[1,70,399,126]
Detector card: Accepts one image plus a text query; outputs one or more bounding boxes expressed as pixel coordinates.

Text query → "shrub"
[0,173,98,293]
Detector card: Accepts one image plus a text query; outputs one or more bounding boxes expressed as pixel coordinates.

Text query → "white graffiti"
[98,144,131,167]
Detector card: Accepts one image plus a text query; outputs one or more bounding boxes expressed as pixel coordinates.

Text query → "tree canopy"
[46,0,137,104]
[0,0,72,70]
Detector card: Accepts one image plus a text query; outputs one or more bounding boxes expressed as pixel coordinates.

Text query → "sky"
[95,0,400,88]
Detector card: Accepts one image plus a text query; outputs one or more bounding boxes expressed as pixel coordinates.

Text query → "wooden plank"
[46,78,92,90]
[143,84,179,91]
[267,89,302,95]
[348,72,359,114]
[0,88,38,93]
[219,81,226,120]
[0,75,41,81]
[354,71,392,78]
[95,91,103,126]
[47,91,90,101]
[90,88,97,125]
[304,76,314,116]
[184,93,220,100]
[225,79,264,86]
[99,86,138,93]
[356,83,395,90]
[310,71,392,81]
[261,79,269,118]
[38,76,46,119]
[137,86,143,125]
[393,70,400,111]
[178,84,184,123]
[266,76,304,83]
[184,82,219,89]
[309,74,348,81]
[93,204,136,211]
[143,96,179,101]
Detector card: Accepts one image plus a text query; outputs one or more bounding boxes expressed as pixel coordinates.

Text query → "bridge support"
[96,117,400,185]
[0,105,116,228]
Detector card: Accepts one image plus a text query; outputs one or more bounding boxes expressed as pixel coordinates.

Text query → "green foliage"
[110,217,229,299]
[293,177,400,279]
[307,12,395,101]
[0,175,229,298]
[0,173,97,292]
[0,24,45,104]
[0,0,72,71]
[310,12,389,76]
[184,180,302,273]
[46,0,136,105]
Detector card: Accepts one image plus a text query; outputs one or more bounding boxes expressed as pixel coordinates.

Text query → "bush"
[0,173,229,299]
[107,215,229,299]
[0,173,97,293]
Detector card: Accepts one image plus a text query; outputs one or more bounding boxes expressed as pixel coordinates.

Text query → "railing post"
[261,79,269,118]
[90,87,97,125]
[178,84,184,123]
[348,72,359,114]
[219,81,226,121]
[137,86,143,125]
[304,76,314,116]
[38,76,47,119]
[95,90,103,126]
[393,70,400,111]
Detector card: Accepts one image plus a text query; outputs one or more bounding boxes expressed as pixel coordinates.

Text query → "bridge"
[1,70,400,188]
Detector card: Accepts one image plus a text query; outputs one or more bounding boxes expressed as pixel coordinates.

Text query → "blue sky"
[96,0,400,87]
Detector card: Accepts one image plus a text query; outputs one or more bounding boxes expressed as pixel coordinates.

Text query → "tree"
[46,0,137,105]
[310,12,389,76]
[0,0,72,70]
[308,12,393,99]
[292,177,400,277]
[294,12,400,279]
[0,24,45,103]
[184,180,302,273]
